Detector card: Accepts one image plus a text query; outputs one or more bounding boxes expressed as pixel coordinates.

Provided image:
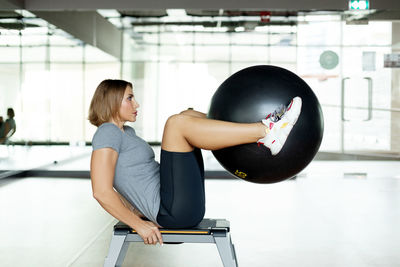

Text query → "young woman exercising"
[89,79,301,246]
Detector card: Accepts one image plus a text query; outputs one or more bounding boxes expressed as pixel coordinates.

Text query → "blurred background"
[1,8,399,155]
[1,1,400,266]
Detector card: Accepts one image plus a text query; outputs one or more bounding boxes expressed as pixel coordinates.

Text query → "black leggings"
[156,148,205,228]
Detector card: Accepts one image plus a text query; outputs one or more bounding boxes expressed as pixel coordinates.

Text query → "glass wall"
[0,17,120,144]
[297,15,393,153]
[122,24,297,141]
[0,10,398,155]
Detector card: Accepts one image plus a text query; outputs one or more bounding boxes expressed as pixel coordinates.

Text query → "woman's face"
[118,86,140,123]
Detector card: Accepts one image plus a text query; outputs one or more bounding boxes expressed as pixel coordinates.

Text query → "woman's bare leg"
[161,112,266,152]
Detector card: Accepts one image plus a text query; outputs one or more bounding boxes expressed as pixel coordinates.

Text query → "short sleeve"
[92,123,123,153]
[125,125,136,136]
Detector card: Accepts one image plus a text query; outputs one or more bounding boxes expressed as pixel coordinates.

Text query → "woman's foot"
[257,97,302,155]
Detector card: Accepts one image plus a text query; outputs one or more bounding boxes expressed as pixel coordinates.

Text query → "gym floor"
[0,145,399,267]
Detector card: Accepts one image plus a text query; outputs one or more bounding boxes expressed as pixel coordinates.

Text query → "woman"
[0,108,16,144]
[89,79,301,246]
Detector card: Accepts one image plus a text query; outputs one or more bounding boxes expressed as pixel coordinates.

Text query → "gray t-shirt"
[91,122,160,223]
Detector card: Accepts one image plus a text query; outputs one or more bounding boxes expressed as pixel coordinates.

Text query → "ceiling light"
[166,9,187,18]
[97,9,121,18]
[235,26,245,32]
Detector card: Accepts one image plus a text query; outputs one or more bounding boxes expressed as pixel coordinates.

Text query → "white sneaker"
[257,97,302,155]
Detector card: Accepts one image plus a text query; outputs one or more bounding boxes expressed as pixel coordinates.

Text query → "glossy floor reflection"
[0,146,399,267]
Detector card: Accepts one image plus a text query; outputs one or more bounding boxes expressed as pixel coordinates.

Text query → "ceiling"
[1,9,399,31]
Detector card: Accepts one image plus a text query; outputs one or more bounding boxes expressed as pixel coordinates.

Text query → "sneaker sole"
[285,97,302,126]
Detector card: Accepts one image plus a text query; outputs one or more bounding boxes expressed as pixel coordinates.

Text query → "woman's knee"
[179,109,194,116]
[165,114,188,130]
[162,114,194,151]
[179,109,206,118]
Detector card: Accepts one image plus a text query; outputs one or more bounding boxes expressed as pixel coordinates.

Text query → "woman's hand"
[136,220,164,245]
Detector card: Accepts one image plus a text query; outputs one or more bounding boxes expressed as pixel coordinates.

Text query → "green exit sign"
[349,0,370,10]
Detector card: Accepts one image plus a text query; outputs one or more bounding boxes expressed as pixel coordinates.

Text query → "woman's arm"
[3,121,15,138]
[4,122,11,138]
[116,191,146,218]
[90,148,163,245]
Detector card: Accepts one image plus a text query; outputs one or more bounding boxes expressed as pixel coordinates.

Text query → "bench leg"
[116,241,130,267]
[104,233,129,267]
[215,232,238,267]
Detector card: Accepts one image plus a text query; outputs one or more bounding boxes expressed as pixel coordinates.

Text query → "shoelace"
[258,103,287,147]
[267,104,286,122]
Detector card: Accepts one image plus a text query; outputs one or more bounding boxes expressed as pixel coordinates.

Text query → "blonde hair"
[88,79,132,127]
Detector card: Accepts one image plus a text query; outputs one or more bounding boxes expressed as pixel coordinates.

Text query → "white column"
[391,22,400,152]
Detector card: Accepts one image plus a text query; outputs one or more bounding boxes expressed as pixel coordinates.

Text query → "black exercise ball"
[207,65,324,184]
